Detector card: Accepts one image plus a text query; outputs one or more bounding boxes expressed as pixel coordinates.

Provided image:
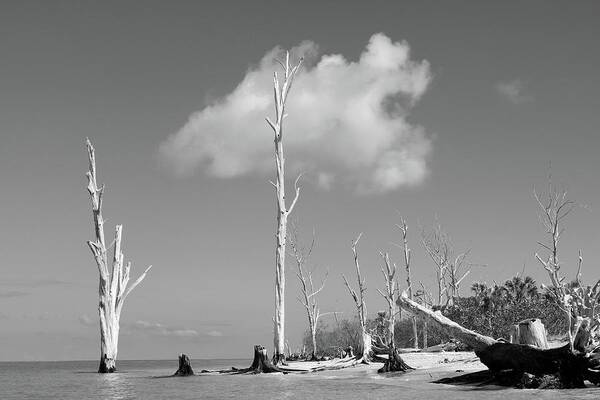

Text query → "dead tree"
[376,252,413,373]
[421,222,471,308]
[396,218,418,349]
[289,225,334,361]
[342,233,373,363]
[398,293,600,388]
[533,180,577,350]
[85,138,151,373]
[421,223,450,306]
[266,51,303,364]
[416,281,434,348]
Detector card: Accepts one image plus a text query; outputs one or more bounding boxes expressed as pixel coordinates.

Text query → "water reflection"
[97,372,136,400]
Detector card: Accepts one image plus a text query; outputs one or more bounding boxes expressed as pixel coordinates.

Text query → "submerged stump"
[98,354,116,373]
[174,354,194,376]
[378,348,414,373]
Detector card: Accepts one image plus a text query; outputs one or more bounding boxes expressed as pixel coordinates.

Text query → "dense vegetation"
[303,275,568,357]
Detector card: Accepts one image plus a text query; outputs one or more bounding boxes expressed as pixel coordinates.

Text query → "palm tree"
[503,276,538,303]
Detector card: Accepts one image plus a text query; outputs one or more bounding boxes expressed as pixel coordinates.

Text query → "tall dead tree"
[266,52,303,364]
[421,222,471,308]
[534,180,577,350]
[342,233,373,363]
[421,223,450,306]
[396,218,418,349]
[289,225,333,360]
[376,252,412,372]
[377,252,398,350]
[85,138,151,373]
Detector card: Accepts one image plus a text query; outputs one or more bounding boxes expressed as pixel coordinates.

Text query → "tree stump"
[173,354,194,376]
[510,319,548,349]
[98,354,116,373]
[378,348,414,373]
[245,345,285,373]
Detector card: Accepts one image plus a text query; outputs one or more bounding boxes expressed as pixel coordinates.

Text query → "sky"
[1,0,599,361]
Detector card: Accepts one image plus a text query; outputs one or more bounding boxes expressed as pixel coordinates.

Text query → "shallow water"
[0,359,597,399]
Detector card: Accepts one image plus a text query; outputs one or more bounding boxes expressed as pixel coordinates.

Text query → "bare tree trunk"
[397,218,418,349]
[377,252,412,373]
[311,325,318,360]
[534,180,577,350]
[422,319,428,349]
[342,233,373,363]
[289,224,332,361]
[266,52,303,365]
[85,139,151,373]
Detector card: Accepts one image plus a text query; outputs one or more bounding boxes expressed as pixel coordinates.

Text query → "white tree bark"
[396,218,418,349]
[85,138,151,373]
[533,181,576,350]
[377,252,398,350]
[289,226,334,360]
[342,233,373,363]
[266,52,303,364]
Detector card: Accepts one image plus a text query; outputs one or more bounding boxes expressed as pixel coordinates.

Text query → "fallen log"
[397,293,600,388]
[173,354,194,376]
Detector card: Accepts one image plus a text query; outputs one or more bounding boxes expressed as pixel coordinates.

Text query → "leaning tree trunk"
[266,53,303,365]
[397,293,600,388]
[85,139,151,373]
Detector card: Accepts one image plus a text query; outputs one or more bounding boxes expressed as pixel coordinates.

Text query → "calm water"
[0,359,598,399]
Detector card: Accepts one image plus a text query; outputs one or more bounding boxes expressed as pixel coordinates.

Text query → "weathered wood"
[342,233,374,363]
[85,139,151,373]
[173,354,194,376]
[245,345,285,373]
[398,292,600,388]
[267,52,303,365]
[514,319,548,348]
[397,293,497,352]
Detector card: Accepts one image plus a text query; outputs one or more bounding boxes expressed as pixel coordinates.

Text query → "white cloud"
[129,320,200,337]
[78,314,95,326]
[160,33,432,194]
[495,79,533,104]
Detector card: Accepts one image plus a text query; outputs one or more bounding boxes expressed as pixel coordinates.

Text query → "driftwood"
[173,354,194,376]
[397,293,600,388]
